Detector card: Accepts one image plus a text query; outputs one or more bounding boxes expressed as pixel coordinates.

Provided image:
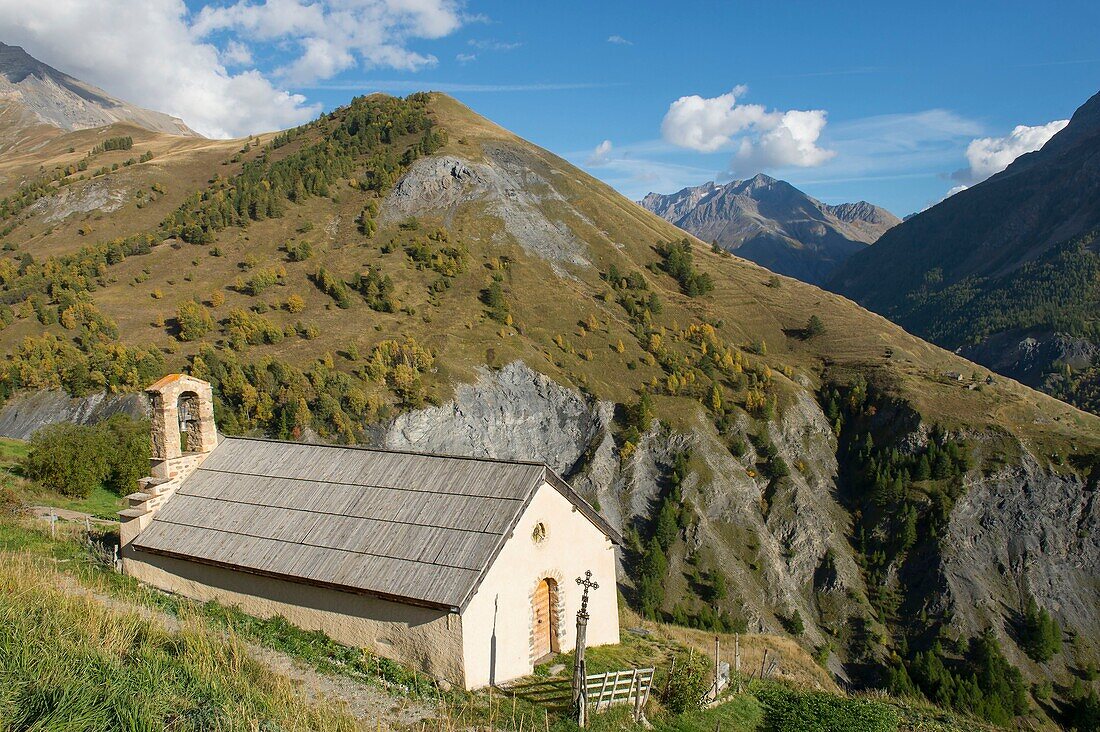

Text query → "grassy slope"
[0,544,360,730]
[427,93,1100,456]
[0,512,995,732]
[3,92,1093,458]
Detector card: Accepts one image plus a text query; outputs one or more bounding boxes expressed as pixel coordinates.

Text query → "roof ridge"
[220,435,550,468]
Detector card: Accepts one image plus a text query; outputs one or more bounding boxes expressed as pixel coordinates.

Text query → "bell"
[178,398,194,431]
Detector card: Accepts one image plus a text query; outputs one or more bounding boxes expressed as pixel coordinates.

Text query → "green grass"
[22,483,125,519]
[0,553,359,731]
[0,436,125,519]
[651,694,765,732]
[0,436,28,462]
[0,517,997,732]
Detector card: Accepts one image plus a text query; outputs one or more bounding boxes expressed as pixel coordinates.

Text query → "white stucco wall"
[460,482,620,688]
[122,550,467,686]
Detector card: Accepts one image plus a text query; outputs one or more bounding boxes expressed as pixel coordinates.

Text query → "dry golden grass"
[1,90,1096,466]
[0,551,365,730]
[617,607,837,693]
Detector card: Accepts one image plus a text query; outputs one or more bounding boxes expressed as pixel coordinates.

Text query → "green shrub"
[23,423,109,497]
[175,300,215,341]
[661,651,710,715]
[753,681,898,732]
[655,238,713,297]
[1019,597,1062,662]
[21,416,149,498]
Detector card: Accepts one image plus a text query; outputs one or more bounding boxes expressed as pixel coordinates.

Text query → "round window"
[532,522,548,544]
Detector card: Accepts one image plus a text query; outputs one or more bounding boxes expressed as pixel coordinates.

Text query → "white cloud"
[456,53,477,64]
[467,39,522,51]
[586,139,613,166]
[734,108,835,171]
[607,35,632,45]
[660,86,834,171]
[945,184,968,197]
[956,120,1069,183]
[0,0,470,138]
[221,40,254,67]
[0,0,318,138]
[194,0,465,84]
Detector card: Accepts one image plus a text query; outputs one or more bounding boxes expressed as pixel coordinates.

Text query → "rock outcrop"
[944,455,1100,671]
[0,389,146,440]
[373,360,1098,677]
[384,146,590,273]
[375,361,868,645]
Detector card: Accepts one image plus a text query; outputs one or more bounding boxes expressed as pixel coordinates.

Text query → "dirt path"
[52,572,439,729]
[29,505,115,525]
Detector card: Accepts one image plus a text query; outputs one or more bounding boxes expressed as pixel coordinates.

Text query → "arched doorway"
[532,577,560,661]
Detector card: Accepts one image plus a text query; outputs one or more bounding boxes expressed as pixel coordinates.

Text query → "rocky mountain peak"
[0,42,199,138]
[640,175,899,284]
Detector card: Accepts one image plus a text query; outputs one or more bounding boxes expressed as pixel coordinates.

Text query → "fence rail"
[584,667,653,715]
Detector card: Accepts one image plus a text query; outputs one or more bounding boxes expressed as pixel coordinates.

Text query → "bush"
[23,423,109,498]
[1020,598,1062,662]
[661,651,710,714]
[99,415,151,495]
[656,239,713,296]
[1070,689,1100,731]
[0,485,22,516]
[752,681,897,732]
[22,416,149,498]
[176,300,215,341]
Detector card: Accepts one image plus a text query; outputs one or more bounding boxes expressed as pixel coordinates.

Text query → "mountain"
[0,42,197,152]
[829,90,1100,416]
[0,90,1096,720]
[639,175,899,285]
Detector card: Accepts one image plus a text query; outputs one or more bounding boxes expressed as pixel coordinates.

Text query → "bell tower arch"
[146,374,218,479]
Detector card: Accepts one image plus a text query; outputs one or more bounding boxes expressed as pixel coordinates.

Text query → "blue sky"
[4,0,1098,215]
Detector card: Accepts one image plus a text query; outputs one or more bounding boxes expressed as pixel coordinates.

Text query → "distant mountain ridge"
[640,174,899,285]
[0,42,197,148]
[829,89,1100,414]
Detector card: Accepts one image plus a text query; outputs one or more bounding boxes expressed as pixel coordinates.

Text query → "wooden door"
[533,578,552,659]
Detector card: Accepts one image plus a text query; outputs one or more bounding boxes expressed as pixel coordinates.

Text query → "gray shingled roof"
[131,437,621,610]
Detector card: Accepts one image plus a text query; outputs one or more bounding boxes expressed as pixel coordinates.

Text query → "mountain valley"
[0,47,1097,728]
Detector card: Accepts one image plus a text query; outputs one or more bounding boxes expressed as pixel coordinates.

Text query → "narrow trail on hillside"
[51,570,439,729]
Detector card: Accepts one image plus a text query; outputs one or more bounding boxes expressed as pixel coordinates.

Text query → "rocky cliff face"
[944,455,1100,673]
[640,174,899,285]
[373,360,1098,678]
[374,361,867,646]
[0,389,146,440]
[385,150,591,274]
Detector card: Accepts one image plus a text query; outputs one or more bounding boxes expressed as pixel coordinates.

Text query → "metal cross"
[576,570,599,620]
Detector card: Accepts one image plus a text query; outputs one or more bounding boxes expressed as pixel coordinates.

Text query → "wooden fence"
[585,667,653,717]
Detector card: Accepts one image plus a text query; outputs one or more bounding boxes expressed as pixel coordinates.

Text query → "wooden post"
[714,635,720,698]
[573,570,599,728]
[734,634,740,674]
[49,512,56,538]
[631,669,642,722]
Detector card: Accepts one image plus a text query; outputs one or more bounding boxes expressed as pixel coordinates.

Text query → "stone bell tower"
[146,373,218,479]
[120,374,219,549]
